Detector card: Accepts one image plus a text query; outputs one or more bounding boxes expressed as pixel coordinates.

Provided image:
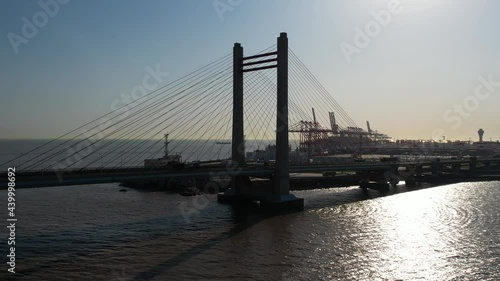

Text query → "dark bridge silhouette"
[2,33,500,210]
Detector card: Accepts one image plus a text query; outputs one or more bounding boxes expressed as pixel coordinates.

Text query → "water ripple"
[2,182,500,280]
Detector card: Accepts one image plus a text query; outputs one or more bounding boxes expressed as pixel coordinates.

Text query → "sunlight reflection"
[374,184,464,279]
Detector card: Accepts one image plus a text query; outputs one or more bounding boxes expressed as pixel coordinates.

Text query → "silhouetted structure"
[218,32,304,210]
[478,129,484,143]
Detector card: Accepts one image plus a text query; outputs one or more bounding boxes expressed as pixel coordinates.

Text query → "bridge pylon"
[218,32,304,210]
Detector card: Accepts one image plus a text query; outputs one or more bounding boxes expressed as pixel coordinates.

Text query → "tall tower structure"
[219,32,303,210]
[478,129,484,143]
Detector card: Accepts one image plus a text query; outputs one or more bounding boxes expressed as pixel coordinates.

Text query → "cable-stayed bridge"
[2,33,499,209]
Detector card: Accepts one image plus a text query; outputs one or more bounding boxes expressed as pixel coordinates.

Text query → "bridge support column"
[452,163,461,175]
[262,32,303,210]
[387,167,400,187]
[218,33,303,211]
[401,165,416,187]
[219,42,251,203]
[431,161,442,177]
[469,157,477,173]
[416,165,423,179]
[230,42,245,194]
[275,32,290,196]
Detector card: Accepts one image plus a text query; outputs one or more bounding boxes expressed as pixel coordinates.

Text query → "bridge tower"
[218,32,304,210]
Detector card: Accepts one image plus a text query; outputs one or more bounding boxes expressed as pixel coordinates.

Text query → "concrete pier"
[469,157,477,172]
[431,161,442,177]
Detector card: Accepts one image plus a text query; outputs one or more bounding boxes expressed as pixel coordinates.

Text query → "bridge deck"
[3,158,499,188]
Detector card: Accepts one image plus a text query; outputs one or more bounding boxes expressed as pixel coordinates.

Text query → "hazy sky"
[1,0,499,141]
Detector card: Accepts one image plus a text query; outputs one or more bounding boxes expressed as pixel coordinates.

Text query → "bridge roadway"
[3,158,498,188]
